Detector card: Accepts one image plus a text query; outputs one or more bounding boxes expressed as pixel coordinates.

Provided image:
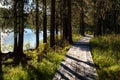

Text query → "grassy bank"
[2,33,81,80]
[2,43,70,80]
[90,34,120,80]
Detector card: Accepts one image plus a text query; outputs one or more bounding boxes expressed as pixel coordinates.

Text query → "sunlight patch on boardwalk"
[53,35,98,80]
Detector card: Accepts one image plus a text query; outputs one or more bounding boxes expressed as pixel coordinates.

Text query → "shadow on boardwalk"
[53,35,98,80]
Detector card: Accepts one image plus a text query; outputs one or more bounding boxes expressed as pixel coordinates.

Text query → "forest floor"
[53,34,98,80]
[1,34,81,80]
[90,34,120,80]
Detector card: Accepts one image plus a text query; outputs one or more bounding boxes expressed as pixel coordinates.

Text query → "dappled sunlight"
[0,0,119,79]
[1,41,70,80]
[53,35,98,80]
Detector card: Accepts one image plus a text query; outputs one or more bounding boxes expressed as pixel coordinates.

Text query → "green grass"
[2,43,70,80]
[90,34,120,80]
[2,34,81,80]
[72,33,82,42]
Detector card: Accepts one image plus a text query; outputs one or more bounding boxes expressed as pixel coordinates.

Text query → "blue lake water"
[1,28,50,53]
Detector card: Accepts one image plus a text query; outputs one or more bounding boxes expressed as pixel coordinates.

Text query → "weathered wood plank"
[53,35,98,80]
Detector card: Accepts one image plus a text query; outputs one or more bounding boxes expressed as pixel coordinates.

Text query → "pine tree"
[50,0,55,48]
[43,0,47,43]
[36,0,39,48]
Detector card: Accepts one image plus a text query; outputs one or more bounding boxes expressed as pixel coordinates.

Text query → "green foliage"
[3,65,28,80]
[37,59,55,80]
[1,44,13,52]
[90,34,120,80]
[2,41,70,80]
[72,33,82,42]
[24,42,30,50]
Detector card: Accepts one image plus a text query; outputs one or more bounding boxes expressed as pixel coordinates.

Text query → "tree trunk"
[67,0,73,43]
[13,0,18,53]
[114,10,118,34]
[0,28,2,80]
[50,0,55,48]
[0,30,1,54]
[63,0,68,41]
[94,0,96,36]
[36,0,39,48]
[0,31,2,80]
[60,0,63,38]
[55,9,59,39]
[55,17,59,40]
[80,0,85,36]
[96,17,102,36]
[43,0,47,43]
[17,0,24,54]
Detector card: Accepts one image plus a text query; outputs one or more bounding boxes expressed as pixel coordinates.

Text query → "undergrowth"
[2,43,69,80]
[90,34,120,80]
[2,33,81,80]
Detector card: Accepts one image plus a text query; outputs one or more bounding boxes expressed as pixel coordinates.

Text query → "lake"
[1,28,50,53]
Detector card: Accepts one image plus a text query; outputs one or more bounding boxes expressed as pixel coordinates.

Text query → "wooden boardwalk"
[53,35,98,80]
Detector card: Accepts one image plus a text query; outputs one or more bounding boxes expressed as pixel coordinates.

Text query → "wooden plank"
[53,35,98,80]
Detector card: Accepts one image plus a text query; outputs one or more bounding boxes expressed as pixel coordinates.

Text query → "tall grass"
[2,33,81,80]
[2,43,70,80]
[90,34,120,80]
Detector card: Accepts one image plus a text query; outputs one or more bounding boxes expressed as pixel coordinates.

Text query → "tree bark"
[55,16,59,39]
[50,0,55,48]
[113,10,118,34]
[0,31,2,80]
[17,0,24,54]
[63,0,68,41]
[97,17,102,35]
[13,0,18,53]
[67,0,73,43]
[43,0,47,43]
[60,0,63,38]
[55,8,59,39]
[80,0,85,36]
[36,0,39,48]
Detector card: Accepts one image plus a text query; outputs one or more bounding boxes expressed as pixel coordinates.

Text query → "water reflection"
[1,28,50,53]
